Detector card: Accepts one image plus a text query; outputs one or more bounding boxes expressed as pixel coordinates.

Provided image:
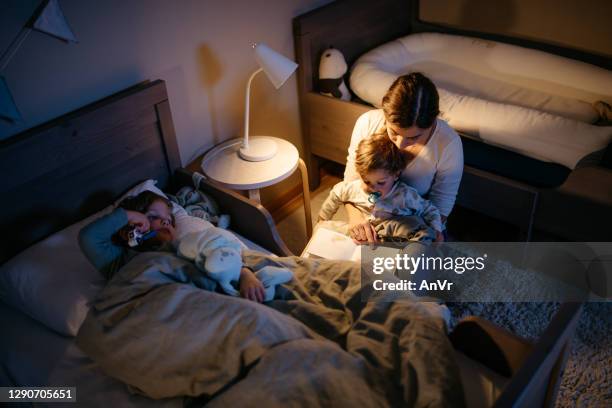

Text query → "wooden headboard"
[0,80,181,264]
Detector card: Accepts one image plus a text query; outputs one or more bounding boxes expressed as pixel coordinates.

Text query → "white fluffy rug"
[448,302,611,407]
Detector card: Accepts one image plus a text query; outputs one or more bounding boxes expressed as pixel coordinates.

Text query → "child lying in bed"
[78,191,267,302]
[318,133,443,243]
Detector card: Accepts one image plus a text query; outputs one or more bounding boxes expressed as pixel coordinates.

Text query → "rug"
[448,302,611,407]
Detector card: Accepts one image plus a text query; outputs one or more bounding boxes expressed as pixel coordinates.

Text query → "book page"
[306,227,358,260]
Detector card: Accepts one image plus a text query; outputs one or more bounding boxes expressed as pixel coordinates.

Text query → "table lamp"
[240,43,298,161]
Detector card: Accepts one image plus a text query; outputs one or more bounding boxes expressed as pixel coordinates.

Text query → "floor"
[275,172,343,255]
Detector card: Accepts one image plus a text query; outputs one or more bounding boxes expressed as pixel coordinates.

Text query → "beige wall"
[0,0,332,203]
[420,0,612,57]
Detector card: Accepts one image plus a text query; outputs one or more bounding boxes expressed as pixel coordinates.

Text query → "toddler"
[79,190,267,302]
[318,133,443,242]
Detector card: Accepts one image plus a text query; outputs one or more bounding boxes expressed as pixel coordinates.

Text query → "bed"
[0,79,584,407]
[293,0,612,241]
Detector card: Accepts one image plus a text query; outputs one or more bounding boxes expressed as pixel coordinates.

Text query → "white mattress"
[350,32,612,169]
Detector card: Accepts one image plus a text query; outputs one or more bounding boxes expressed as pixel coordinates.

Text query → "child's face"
[361,169,398,199]
[146,200,176,241]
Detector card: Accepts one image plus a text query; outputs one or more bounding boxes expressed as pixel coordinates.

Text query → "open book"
[302,227,361,261]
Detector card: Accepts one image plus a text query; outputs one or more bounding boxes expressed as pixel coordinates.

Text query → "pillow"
[114,179,187,217]
[0,180,171,336]
[438,89,612,169]
[350,32,612,123]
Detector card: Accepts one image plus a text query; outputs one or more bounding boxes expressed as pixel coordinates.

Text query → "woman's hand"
[125,210,150,233]
[435,230,445,242]
[239,268,265,303]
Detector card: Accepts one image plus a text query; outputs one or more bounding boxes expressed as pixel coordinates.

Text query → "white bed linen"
[350,32,611,122]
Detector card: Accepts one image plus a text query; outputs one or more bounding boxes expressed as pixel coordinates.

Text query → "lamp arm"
[243,67,263,149]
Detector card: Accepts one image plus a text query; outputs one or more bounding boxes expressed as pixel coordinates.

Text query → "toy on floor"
[177,228,293,301]
[169,186,231,228]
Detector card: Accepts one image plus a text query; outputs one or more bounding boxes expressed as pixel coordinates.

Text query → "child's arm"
[409,192,444,234]
[239,267,265,303]
[78,208,147,278]
[318,182,346,221]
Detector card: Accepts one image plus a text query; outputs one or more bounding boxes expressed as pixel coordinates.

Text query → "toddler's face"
[146,200,176,241]
[360,169,398,199]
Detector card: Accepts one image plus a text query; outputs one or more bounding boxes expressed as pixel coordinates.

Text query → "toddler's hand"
[349,221,378,244]
[239,268,265,303]
[125,210,150,233]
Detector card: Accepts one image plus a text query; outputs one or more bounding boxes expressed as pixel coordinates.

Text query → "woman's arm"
[429,136,464,218]
[343,110,384,182]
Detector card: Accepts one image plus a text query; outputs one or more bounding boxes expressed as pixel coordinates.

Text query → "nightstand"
[191,136,313,238]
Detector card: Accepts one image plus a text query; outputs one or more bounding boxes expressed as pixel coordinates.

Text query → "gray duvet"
[76,251,464,407]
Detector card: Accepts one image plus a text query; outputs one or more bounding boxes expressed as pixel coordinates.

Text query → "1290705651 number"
[1,387,76,402]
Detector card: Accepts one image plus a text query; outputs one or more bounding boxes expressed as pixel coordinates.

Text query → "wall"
[0,0,332,203]
[420,0,612,57]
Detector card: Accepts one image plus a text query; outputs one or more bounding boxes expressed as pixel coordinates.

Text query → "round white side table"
[201,136,312,238]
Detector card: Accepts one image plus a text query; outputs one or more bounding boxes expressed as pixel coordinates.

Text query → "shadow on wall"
[458,0,517,33]
[197,44,223,146]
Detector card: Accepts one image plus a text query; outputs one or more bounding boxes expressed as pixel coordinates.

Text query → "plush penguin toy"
[318,47,350,101]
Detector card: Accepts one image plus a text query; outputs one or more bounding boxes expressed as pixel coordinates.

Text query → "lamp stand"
[239,68,278,161]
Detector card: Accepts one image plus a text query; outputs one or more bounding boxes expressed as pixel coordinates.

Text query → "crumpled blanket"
[76,251,465,407]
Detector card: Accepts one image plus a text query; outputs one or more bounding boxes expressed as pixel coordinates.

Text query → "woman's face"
[361,169,398,199]
[386,122,430,150]
[146,200,176,241]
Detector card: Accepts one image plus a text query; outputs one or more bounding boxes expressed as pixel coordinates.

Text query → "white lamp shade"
[254,43,298,89]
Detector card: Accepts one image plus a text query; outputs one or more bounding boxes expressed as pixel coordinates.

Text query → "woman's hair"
[355,132,406,177]
[113,191,175,250]
[382,72,439,129]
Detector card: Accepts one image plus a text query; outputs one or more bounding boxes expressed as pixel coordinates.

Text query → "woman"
[344,72,463,243]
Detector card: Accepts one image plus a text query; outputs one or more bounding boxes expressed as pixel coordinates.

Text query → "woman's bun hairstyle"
[382,72,439,129]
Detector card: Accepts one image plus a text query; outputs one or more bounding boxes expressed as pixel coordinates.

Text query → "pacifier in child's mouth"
[368,191,381,204]
[127,227,158,247]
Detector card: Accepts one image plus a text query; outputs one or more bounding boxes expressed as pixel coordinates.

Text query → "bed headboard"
[0,80,181,264]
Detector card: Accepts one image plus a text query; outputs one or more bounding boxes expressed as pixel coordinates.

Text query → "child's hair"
[118,190,174,217]
[382,72,439,129]
[355,132,406,177]
[113,191,175,251]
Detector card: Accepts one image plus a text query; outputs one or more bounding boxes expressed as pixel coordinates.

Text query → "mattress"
[350,32,612,169]
[461,134,571,187]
